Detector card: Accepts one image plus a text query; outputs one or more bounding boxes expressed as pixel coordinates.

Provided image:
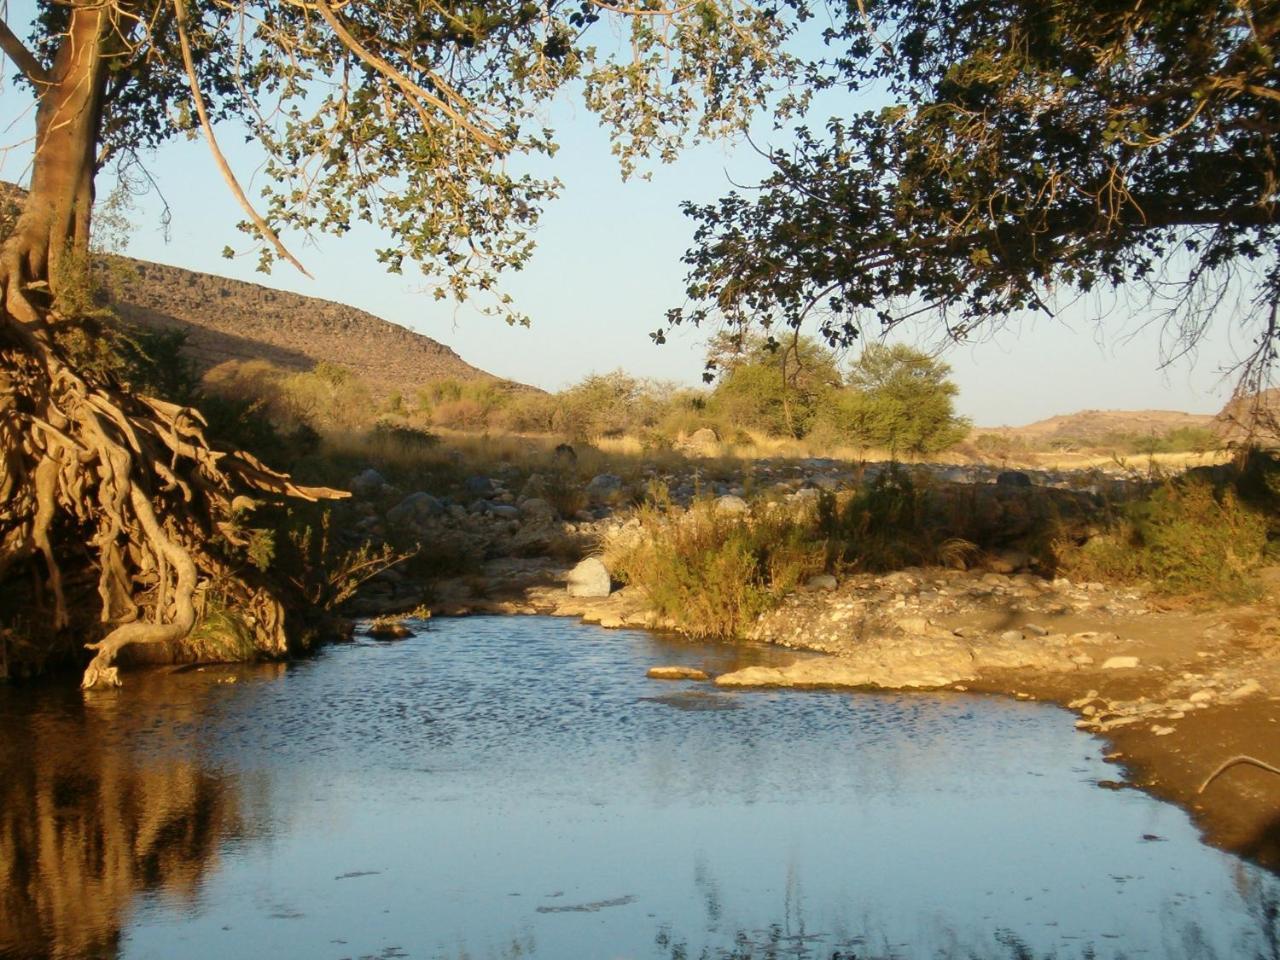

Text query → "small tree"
[708,334,842,438]
[839,344,970,456]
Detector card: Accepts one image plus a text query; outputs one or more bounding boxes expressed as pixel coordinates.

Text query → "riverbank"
[421,554,1280,871]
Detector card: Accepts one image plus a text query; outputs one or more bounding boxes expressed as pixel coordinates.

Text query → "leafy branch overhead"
[11,0,808,320]
[667,0,1280,391]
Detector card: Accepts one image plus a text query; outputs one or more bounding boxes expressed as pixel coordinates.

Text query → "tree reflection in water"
[0,681,250,960]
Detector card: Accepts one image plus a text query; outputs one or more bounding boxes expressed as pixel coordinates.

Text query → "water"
[1,616,1276,960]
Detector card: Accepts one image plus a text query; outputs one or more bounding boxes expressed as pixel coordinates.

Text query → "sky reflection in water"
[1,615,1277,960]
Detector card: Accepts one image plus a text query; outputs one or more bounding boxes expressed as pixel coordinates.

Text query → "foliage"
[609,496,826,640]
[1057,476,1271,601]
[822,344,970,454]
[706,334,842,438]
[666,1,1280,395]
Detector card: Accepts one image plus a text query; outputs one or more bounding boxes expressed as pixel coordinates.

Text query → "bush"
[1057,477,1269,601]
[608,498,826,640]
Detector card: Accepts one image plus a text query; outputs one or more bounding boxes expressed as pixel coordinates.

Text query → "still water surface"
[1,616,1277,959]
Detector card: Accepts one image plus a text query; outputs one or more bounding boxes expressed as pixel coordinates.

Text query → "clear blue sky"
[0,6,1251,426]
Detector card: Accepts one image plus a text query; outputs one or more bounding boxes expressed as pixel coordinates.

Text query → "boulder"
[518,497,558,521]
[567,557,612,598]
[805,574,838,592]
[585,473,625,504]
[675,427,720,456]
[366,620,414,640]
[349,468,387,498]
[465,475,499,496]
[996,470,1033,488]
[714,494,749,515]
[386,492,444,528]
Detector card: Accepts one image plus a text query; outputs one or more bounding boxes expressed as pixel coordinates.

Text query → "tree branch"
[0,18,49,85]
[171,0,312,277]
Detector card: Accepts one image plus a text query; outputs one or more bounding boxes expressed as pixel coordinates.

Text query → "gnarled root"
[0,252,346,688]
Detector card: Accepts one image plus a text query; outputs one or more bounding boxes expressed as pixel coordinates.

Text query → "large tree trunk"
[0,2,345,688]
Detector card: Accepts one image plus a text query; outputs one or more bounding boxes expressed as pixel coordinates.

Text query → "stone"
[567,557,612,598]
[1023,623,1049,637]
[518,497,558,521]
[714,494,749,514]
[366,620,413,640]
[999,629,1025,644]
[647,666,711,681]
[1151,725,1176,736]
[988,549,1031,574]
[996,470,1032,488]
[1225,679,1263,701]
[1188,688,1217,703]
[489,504,521,520]
[675,427,720,456]
[349,468,387,498]
[805,574,839,592]
[386,492,444,527]
[1102,655,1140,669]
[585,473,625,504]
[465,475,499,496]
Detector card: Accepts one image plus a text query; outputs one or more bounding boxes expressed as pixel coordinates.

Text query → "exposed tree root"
[0,246,347,688]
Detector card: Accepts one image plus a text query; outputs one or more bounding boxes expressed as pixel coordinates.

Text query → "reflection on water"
[0,617,1277,960]
[0,675,262,960]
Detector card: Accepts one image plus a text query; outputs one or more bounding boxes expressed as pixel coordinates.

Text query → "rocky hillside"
[986,408,1216,445]
[1214,388,1280,445]
[105,256,509,398]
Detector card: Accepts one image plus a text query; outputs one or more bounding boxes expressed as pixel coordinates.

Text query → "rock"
[1102,655,1140,669]
[1151,725,1176,736]
[349,468,387,498]
[675,427,719,456]
[647,666,711,681]
[489,504,521,520]
[1225,679,1263,701]
[714,494,749,514]
[465,475,499,496]
[1188,688,1217,703]
[1023,623,1049,637]
[988,549,1031,574]
[566,557,612,598]
[999,629,1025,644]
[805,574,839,592]
[585,474,625,505]
[386,492,444,527]
[716,632,977,689]
[366,620,413,640]
[996,470,1032,488]
[518,497,557,521]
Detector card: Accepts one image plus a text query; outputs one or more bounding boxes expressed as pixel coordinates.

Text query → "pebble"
[1151,725,1175,736]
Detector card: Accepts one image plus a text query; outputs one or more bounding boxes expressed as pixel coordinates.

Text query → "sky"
[0,7,1256,427]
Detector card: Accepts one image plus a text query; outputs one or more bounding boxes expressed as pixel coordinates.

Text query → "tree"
[667,1,1280,395]
[839,343,969,456]
[0,0,805,686]
[707,332,842,437]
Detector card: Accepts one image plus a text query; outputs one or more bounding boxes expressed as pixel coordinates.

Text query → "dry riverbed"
[426,557,1280,872]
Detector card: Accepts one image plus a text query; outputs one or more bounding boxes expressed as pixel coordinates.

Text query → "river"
[1,616,1276,959]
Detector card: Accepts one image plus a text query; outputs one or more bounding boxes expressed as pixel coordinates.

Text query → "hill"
[1214,388,1280,446]
[104,257,511,399]
[979,408,1216,446]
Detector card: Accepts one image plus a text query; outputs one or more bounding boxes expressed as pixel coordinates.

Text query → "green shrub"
[609,498,825,640]
[1057,477,1269,601]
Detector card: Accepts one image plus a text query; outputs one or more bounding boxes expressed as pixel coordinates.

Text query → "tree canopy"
[668,0,1280,393]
